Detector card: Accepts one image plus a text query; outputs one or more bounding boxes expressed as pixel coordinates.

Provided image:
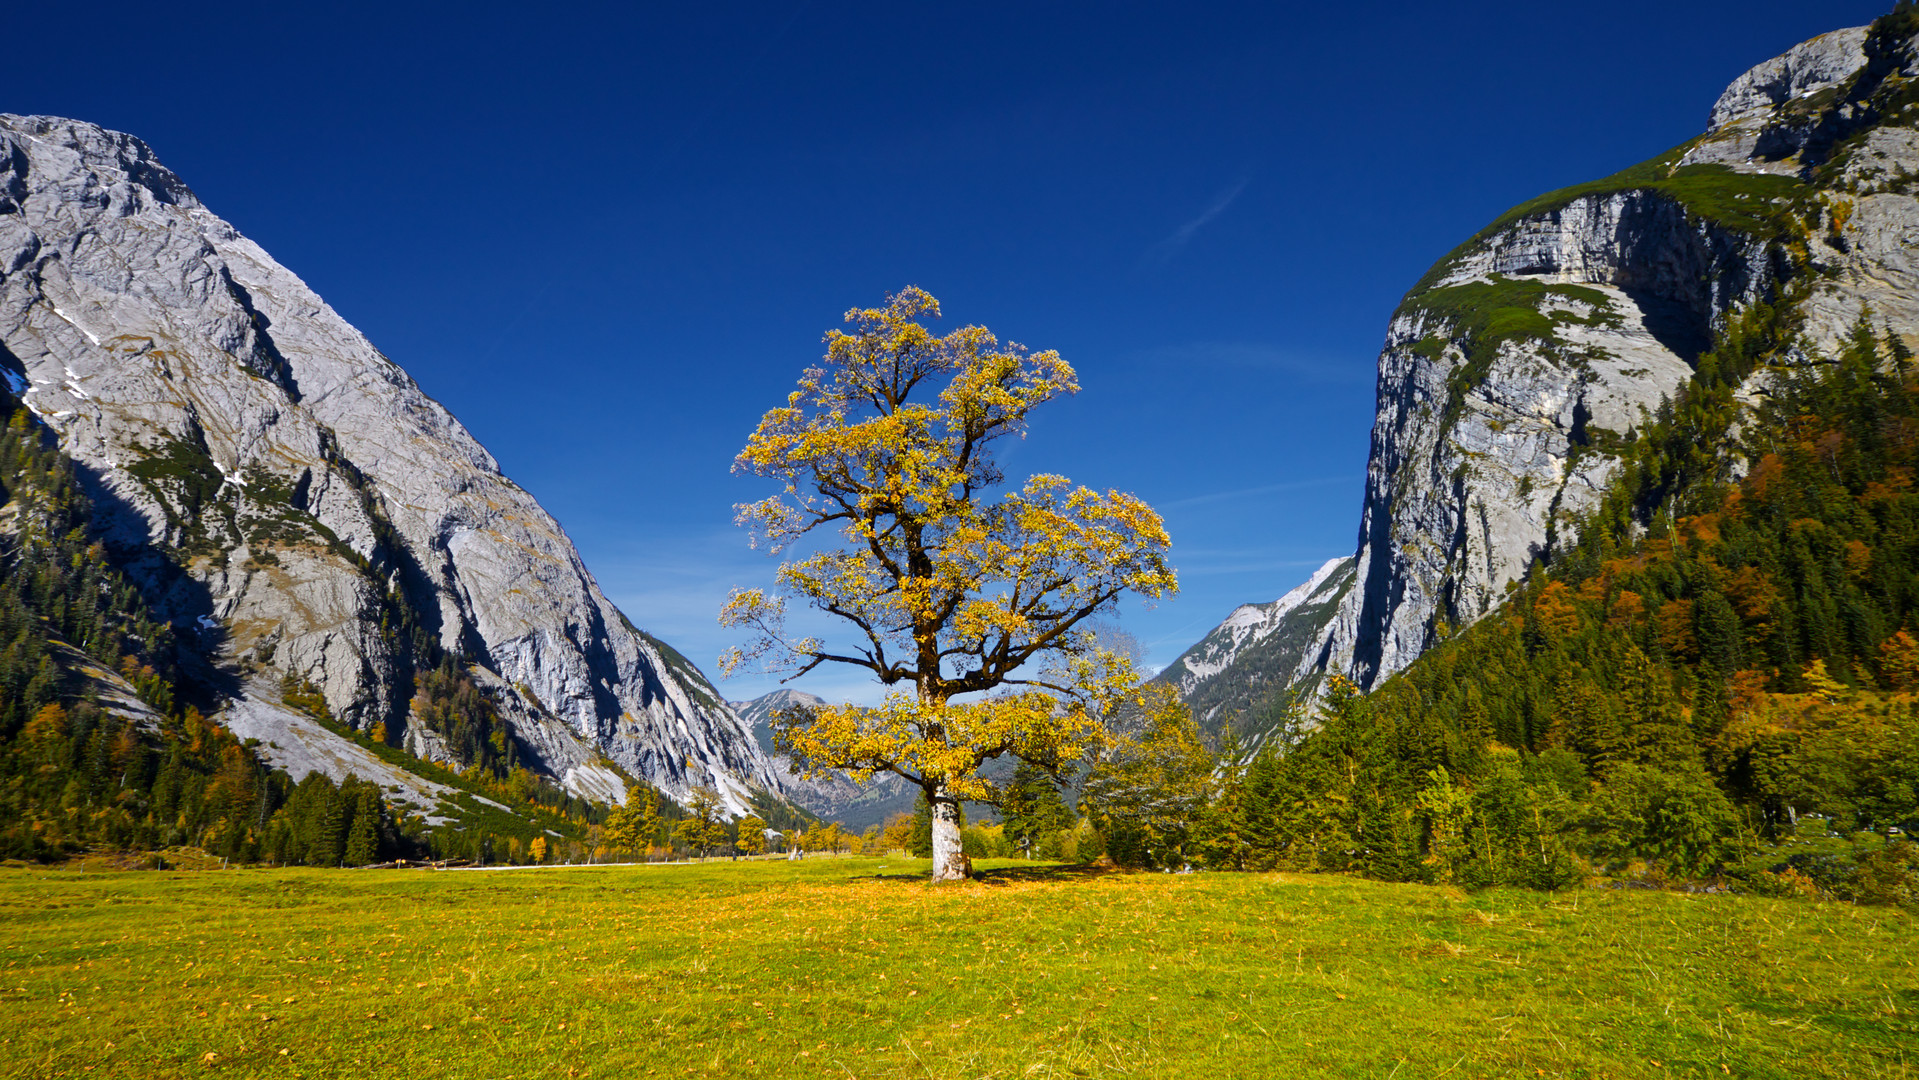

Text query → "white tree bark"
[929,794,970,882]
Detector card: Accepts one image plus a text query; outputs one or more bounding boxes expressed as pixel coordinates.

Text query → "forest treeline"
[6,305,1916,900]
[1025,313,1918,907]
[0,393,677,867]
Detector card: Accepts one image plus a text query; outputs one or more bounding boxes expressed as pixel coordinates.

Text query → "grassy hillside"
[0,858,1910,1079]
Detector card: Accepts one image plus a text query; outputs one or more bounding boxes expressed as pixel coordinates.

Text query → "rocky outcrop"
[1317,224,1772,689]
[0,114,783,812]
[1708,27,1870,129]
[1290,18,1919,694]
[732,688,918,830]
[1154,556,1352,741]
[219,678,486,824]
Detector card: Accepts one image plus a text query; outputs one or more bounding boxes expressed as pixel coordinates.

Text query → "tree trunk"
[930,794,970,882]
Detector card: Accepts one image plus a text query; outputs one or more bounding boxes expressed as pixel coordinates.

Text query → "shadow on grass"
[846,861,1124,887]
[970,862,1123,886]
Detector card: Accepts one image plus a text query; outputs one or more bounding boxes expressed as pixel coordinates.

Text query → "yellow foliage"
[1656,598,1696,659]
[781,689,1105,802]
[1532,581,1580,640]
[1607,589,1645,629]
[1881,630,1919,690]
[1079,686,1215,856]
[722,288,1177,812]
[23,702,69,745]
[736,816,767,855]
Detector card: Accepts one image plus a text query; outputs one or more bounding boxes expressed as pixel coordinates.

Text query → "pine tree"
[1001,762,1072,858]
[343,787,381,866]
[306,782,348,867]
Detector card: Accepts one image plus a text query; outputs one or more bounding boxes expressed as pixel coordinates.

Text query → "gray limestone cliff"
[731,689,918,829]
[0,114,783,811]
[1161,16,1919,719]
[1296,17,1919,693]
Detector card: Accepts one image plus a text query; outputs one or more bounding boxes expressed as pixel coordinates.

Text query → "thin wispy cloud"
[1145,176,1251,263]
[1157,475,1359,510]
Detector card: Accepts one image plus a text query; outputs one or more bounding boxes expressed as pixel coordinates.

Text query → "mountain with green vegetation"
[0,113,787,821]
[1163,23,1894,735]
[1116,9,1919,903]
[1200,318,1919,898]
[0,392,627,863]
[1152,556,1352,744]
[1167,16,1919,725]
[0,113,817,864]
[1278,19,1919,697]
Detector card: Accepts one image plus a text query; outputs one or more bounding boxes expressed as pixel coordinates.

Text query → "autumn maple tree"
[721,286,1177,881]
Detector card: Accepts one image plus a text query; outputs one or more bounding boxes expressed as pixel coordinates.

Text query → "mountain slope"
[1176,12,1919,894]
[0,114,782,812]
[1284,21,1919,695]
[731,689,918,830]
[1227,249,1919,888]
[0,393,578,862]
[1154,556,1353,741]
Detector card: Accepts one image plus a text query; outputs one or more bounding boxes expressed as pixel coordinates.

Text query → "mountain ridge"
[730,688,920,830]
[1152,556,1353,742]
[1167,16,1919,724]
[0,114,783,813]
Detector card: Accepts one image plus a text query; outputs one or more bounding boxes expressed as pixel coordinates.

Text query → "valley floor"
[0,858,1910,1079]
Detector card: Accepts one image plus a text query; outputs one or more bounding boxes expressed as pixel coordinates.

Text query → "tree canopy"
[722,287,1177,879]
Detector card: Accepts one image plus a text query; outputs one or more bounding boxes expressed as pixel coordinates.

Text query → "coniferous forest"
[0,393,410,863]
[1070,314,1919,910]
[5,311,1917,905]
[0,392,690,866]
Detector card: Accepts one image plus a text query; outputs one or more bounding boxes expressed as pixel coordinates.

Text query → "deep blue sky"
[9,0,1890,703]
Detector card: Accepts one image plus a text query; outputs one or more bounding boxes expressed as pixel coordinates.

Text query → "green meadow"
[0,858,1912,1080]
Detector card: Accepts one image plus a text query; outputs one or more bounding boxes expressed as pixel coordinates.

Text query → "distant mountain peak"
[1154,556,1354,738]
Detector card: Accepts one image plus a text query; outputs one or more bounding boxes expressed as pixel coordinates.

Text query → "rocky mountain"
[731,689,918,830]
[1298,23,1919,691]
[0,114,784,813]
[1170,20,1919,717]
[733,688,828,757]
[1153,556,1352,739]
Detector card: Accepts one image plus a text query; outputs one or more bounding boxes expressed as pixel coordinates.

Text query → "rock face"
[1154,556,1352,740]
[0,114,783,811]
[733,689,828,759]
[732,689,919,830]
[1283,18,1919,694]
[1708,27,1870,130]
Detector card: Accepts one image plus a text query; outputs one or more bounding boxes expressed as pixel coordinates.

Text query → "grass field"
[0,857,1912,1079]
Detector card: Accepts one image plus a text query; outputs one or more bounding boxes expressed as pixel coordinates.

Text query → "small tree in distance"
[878,811,915,855]
[678,786,726,859]
[1002,761,1074,858]
[721,287,1177,881]
[602,784,657,861]
[736,815,767,855]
